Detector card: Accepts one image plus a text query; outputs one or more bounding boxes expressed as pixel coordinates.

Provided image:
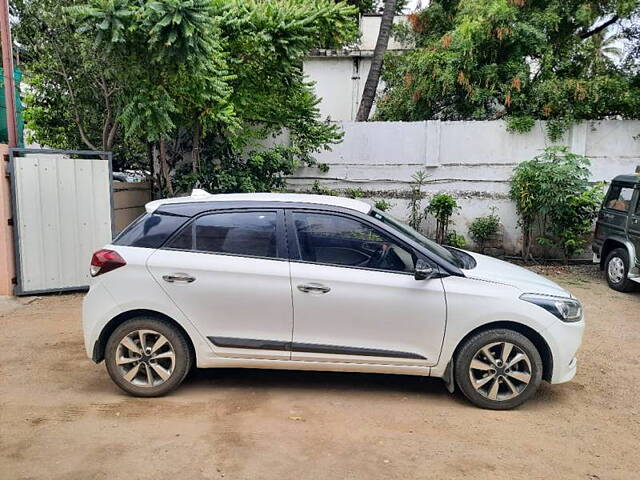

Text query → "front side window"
[291,212,414,273]
[606,186,634,212]
[168,211,278,258]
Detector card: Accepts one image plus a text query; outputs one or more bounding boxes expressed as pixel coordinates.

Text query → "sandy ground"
[1,265,639,480]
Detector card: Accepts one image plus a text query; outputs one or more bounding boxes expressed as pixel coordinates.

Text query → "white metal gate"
[9,148,113,295]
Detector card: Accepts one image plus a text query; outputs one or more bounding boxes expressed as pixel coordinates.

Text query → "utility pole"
[0,0,17,147]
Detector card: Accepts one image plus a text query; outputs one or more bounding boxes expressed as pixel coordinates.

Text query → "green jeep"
[593,172,640,292]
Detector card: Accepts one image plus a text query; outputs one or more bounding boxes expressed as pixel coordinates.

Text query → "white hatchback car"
[83,191,585,409]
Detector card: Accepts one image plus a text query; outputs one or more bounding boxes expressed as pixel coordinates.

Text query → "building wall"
[303,57,374,121]
[285,120,640,255]
[303,15,409,121]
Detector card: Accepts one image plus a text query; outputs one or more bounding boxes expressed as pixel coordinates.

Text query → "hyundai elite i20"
[83,191,585,409]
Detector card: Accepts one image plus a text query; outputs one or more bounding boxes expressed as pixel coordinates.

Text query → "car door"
[629,188,640,265]
[600,183,635,237]
[147,209,293,360]
[286,209,446,366]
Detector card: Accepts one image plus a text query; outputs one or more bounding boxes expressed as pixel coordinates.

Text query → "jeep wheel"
[605,248,638,293]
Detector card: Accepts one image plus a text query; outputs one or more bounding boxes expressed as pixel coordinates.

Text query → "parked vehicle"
[83,191,585,409]
[593,173,640,292]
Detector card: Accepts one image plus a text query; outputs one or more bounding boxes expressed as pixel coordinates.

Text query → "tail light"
[90,249,126,277]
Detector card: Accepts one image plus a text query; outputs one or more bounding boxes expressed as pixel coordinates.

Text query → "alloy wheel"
[468,341,532,401]
[608,256,625,284]
[115,329,176,387]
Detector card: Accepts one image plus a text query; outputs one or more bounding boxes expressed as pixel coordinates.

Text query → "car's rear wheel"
[605,248,637,292]
[454,329,543,410]
[105,317,192,397]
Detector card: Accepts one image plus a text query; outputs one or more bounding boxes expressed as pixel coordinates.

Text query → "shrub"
[510,146,604,262]
[374,199,392,211]
[469,209,500,250]
[311,180,337,196]
[345,187,365,199]
[445,231,466,248]
[426,193,459,244]
[407,169,430,230]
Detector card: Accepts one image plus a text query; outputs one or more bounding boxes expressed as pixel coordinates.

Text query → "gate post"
[0,143,14,295]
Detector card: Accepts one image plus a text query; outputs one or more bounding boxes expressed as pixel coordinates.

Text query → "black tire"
[605,248,638,293]
[105,317,192,397]
[454,329,543,410]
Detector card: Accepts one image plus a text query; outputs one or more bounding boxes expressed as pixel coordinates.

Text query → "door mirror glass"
[414,259,435,280]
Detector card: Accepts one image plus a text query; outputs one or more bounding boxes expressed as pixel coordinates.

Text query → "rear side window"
[113,213,188,249]
[167,211,279,258]
[605,185,634,212]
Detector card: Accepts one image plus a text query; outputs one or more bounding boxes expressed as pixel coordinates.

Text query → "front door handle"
[297,283,331,294]
[163,273,196,283]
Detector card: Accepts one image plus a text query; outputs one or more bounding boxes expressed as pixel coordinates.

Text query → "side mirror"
[414,259,435,280]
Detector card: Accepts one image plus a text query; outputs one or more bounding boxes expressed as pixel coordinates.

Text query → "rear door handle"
[163,273,196,283]
[297,283,331,294]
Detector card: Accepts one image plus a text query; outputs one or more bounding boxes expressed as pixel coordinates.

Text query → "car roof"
[612,174,640,186]
[145,190,372,215]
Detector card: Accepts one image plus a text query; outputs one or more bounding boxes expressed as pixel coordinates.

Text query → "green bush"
[445,231,466,248]
[469,209,500,249]
[510,146,604,262]
[426,193,459,244]
[345,187,365,199]
[407,170,430,230]
[374,199,392,211]
[173,145,298,194]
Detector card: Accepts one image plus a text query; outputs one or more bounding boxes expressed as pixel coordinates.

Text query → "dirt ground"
[1,265,639,480]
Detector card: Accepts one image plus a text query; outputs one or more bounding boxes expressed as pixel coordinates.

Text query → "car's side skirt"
[208,336,427,361]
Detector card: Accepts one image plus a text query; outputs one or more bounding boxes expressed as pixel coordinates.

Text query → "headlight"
[520,294,583,323]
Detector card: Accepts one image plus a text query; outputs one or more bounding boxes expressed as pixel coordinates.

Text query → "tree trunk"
[147,142,156,199]
[355,0,397,121]
[192,120,202,174]
[159,140,174,196]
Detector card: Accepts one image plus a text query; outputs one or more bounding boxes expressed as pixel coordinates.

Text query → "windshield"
[370,208,463,268]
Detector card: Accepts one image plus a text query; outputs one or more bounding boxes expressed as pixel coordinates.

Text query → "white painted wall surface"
[359,15,410,51]
[303,15,409,121]
[284,120,640,255]
[13,154,112,293]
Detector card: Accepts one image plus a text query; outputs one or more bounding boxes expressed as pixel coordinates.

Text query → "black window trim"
[284,208,433,276]
[160,208,289,262]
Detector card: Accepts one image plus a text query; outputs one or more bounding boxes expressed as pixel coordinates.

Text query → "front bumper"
[543,316,586,384]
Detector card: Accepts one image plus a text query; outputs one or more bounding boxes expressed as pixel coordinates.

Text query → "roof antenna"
[191,188,210,198]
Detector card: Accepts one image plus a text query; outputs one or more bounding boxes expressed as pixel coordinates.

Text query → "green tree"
[14,0,358,195]
[375,0,640,139]
[510,146,603,262]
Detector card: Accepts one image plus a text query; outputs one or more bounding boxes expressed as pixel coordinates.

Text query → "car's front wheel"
[605,248,637,292]
[104,317,192,397]
[454,329,543,410]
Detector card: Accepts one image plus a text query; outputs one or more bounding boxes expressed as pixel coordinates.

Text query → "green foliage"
[506,116,535,135]
[318,163,330,173]
[426,193,459,244]
[173,145,298,194]
[445,231,466,248]
[374,199,392,211]
[407,169,430,230]
[510,146,604,261]
[376,0,640,139]
[311,180,337,196]
[345,187,365,199]
[15,0,358,195]
[469,208,500,249]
